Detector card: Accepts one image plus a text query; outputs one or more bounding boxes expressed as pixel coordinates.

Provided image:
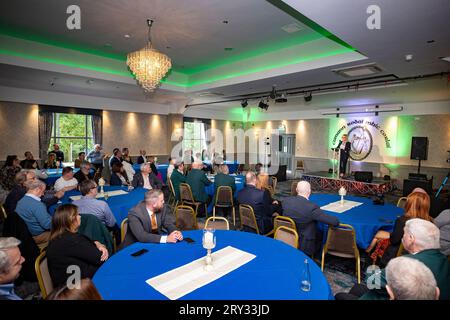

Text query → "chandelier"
[127,19,172,92]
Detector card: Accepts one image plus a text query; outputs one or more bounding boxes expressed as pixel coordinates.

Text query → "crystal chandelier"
[127,19,172,92]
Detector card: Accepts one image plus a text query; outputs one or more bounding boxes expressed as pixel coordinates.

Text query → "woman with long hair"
[0,155,22,191]
[46,278,103,300]
[44,152,58,169]
[46,204,109,287]
[367,191,432,266]
[256,172,283,216]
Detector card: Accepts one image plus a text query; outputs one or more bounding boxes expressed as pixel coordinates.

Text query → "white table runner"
[69,189,128,201]
[320,200,363,213]
[146,246,256,300]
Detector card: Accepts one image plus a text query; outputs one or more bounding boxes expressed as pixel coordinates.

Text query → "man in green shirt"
[186,161,211,215]
[170,160,186,201]
[212,164,236,217]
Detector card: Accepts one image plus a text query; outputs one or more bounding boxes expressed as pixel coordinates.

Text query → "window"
[49,113,94,162]
[183,121,207,156]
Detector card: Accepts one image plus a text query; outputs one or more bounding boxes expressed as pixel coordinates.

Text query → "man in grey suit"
[121,189,183,248]
[282,181,339,257]
[132,163,163,189]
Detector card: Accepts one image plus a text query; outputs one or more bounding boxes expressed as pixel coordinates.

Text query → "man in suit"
[122,189,183,247]
[109,148,122,169]
[186,161,212,215]
[336,218,450,300]
[49,143,64,163]
[333,134,351,177]
[170,160,186,201]
[237,171,273,234]
[74,161,94,184]
[132,163,162,190]
[137,149,147,164]
[283,181,340,257]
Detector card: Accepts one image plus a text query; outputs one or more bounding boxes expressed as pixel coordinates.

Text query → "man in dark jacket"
[170,160,186,201]
[237,171,273,234]
[132,163,162,189]
[213,164,236,216]
[121,189,182,248]
[186,161,212,208]
[282,181,339,257]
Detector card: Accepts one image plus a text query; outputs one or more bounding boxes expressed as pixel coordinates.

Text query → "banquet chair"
[120,218,128,242]
[0,203,7,222]
[396,242,406,257]
[290,181,299,196]
[204,216,230,230]
[175,205,198,230]
[265,186,275,198]
[239,204,260,234]
[295,160,305,178]
[167,178,178,208]
[396,197,408,208]
[213,186,236,226]
[265,216,297,237]
[35,250,54,299]
[179,183,207,218]
[274,226,299,249]
[270,176,277,195]
[321,224,361,284]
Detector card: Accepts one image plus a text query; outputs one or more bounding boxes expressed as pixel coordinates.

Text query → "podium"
[331,148,341,177]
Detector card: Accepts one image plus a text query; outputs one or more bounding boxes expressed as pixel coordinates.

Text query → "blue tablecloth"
[92,230,333,300]
[203,160,239,174]
[133,163,169,183]
[49,186,147,225]
[205,174,245,213]
[310,194,404,249]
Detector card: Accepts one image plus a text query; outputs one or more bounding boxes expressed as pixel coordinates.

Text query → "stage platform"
[300,171,394,196]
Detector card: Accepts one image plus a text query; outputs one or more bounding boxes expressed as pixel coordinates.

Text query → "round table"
[93,230,333,300]
[43,168,95,185]
[311,194,404,249]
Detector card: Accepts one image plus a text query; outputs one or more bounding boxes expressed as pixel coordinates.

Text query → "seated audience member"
[121,147,133,165]
[15,179,52,249]
[434,209,450,256]
[213,164,236,217]
[131,162,162,190]
[0,155,22,192]
[108,148,122,169]
[186,160,212,215]
[74,161,94,184]
[183,150,194,165]
[86,144,105,171]
[72,180,118,231]
[43,152,58,169]
[121,156,135,182]
[194,152,202,163]
[121,189,183,247]
[385,256,439,300]
[170,160,186,201]
[256,172,282,215]
[46,278,102,300]
[148,156,159,175]
[137,149,147,164]
[367,191,432,267]
[167,157,175,181]
[110,163,130,186]
[20,151,39,169]
[237,171,273,234]
[4,170,63,215]
[54,167,78,192]
[283,181,340,257]
[254,163,263,176]
[46,204,108,287]
[336,219,450,300]
[0,237,25,300]
[49,143,64,162]
[74,152,86,168]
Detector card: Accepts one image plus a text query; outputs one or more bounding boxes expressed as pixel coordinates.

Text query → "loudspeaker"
[403,178,433,197]
[354,171,373,183]
[410,137,428,160]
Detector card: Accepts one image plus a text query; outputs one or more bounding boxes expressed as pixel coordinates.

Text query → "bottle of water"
[301,259,311,292]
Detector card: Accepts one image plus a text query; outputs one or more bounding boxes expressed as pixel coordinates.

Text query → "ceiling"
[0,0,449,116]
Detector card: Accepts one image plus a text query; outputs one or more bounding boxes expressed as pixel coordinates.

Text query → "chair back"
[35,250,54,299]
[180,183,195,204]
[168,178,176,197]
[0,203,7,221]
[205,216,230,230]
[274,226,299,248]
[271,176,277,194]
[175,205,197,230]
[78,214,114,255]
[265,186,275,197]
[120,218,128,242]
[324,224,358,258]
[290,181,298,196]
[396,197,408,208]
[273,216,297,231]
[239,204,260,234]
[296,160,305,170]
[396,242,405,257]
[215,186,234,206]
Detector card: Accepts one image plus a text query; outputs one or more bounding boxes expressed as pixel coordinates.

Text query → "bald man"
[282,181,339,257]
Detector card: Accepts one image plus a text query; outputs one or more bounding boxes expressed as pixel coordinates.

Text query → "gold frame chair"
[239,204,260,234]
[396,242,405,257]
[205,216,230,230]
[179,183,208,218]
[175,205,198,230]
[167,178,178,208]
[295,159,305,177]
[212,186,236,226]
[396,197,408,208]
[35,250,54,299]
[0,204,7,221]
[271,176,277,195]
[266,215,297,237]
[274,226,299,249]
[321,223,361,284]
[120,218,128,243]
[290,181,299,196]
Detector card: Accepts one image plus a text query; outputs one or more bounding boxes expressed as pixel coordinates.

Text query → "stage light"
[241,99,248,108]
[269,86,277,99]
[375,105,379,116]
[304,92,312,102]
[258,100,269,111]
[275,93,287,103]
[336,108,340,118]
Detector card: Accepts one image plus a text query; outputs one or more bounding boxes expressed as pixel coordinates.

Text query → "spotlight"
[241,99,248,108]
[269,85,277,99]
[375,105,379,116]
[275,93,287,103]
[258,100,269,111]
[304,92,312,102]
[336,107,340,118]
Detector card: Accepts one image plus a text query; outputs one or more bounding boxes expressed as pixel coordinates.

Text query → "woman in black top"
[46,204,109,287]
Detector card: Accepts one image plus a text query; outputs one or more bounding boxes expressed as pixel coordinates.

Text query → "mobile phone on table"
[131,248,149,257]
[184,237,195,243]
